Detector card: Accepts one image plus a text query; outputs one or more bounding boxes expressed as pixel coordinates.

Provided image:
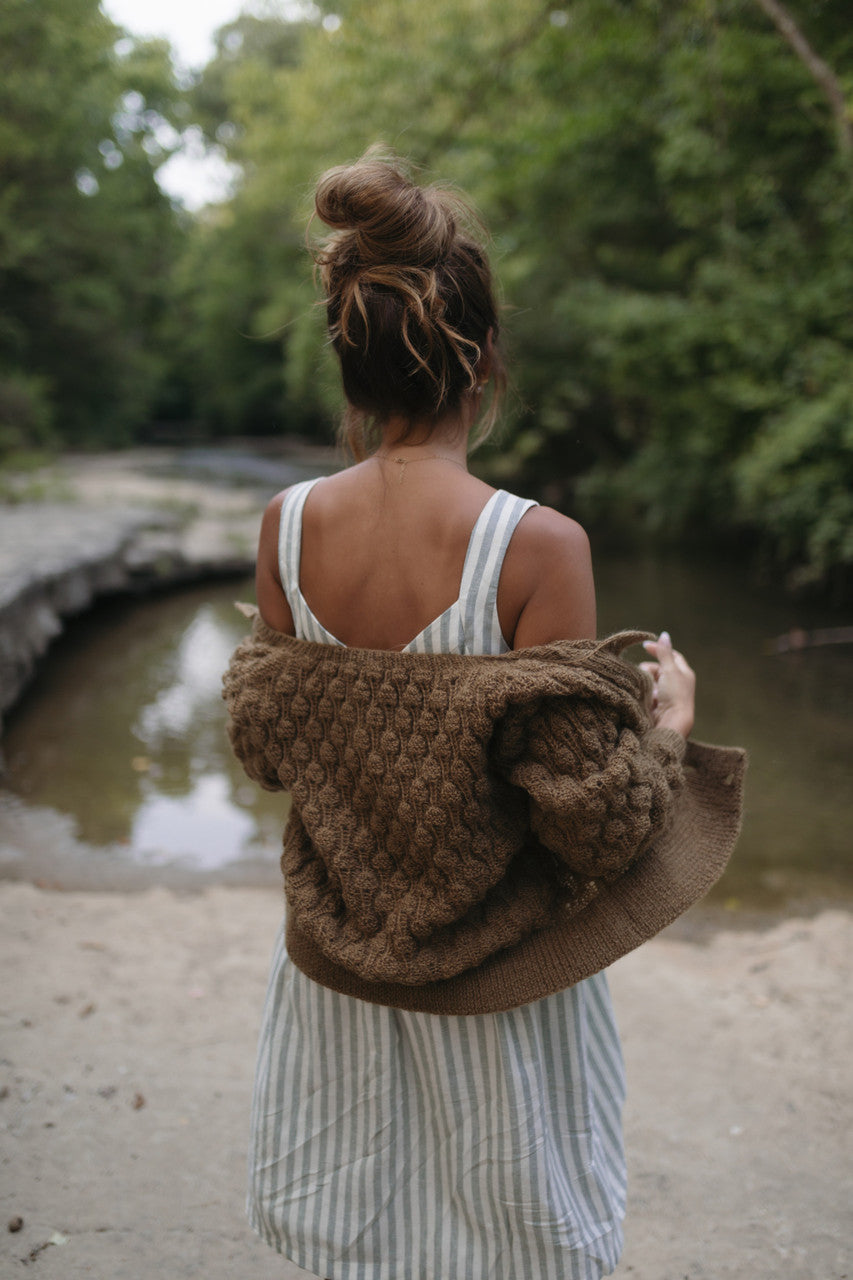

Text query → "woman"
[225,150,744,1279]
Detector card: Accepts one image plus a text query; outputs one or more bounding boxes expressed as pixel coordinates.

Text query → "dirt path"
[1,883,849,1279]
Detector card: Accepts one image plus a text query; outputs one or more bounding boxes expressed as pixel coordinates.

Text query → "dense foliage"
[0,0,188,447]
[2,0,852,592]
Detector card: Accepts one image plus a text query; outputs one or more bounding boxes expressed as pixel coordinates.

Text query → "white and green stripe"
[249,483,627,1279]
[277,478,537,654]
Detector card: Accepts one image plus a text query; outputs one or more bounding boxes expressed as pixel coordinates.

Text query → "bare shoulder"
[499,504,596,647]
[512,503,591,557]
[259,487,289,542]
[255,488,294,632]
[256,487,293,577]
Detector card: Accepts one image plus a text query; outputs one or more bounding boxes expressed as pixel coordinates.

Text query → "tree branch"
[753,0,853,154]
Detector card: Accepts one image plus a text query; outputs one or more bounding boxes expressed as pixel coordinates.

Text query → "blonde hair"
[312,148,505,459]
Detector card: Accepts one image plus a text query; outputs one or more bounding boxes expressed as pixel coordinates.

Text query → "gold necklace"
[374,452,468,482]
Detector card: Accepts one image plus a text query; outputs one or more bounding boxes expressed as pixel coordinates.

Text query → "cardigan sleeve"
[222,633,295,793]
[496,696,687,880]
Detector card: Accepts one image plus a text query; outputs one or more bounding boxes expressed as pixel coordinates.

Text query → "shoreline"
[4,775,851,915]
[0,445,337,734]
[1,881,850,1279]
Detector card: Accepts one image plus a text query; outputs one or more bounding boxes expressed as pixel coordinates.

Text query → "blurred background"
[1,0,851,904]
[4,0,853,592]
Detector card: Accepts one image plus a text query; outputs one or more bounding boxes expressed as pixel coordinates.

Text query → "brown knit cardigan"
[223,613,746,1014]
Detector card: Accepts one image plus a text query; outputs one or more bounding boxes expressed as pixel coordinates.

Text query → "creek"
[1,554,850,909]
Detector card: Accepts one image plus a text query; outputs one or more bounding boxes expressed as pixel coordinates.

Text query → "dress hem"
[247,1205,625,1280]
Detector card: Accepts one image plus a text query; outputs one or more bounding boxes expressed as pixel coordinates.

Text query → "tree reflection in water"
[2,562,851,908]
[2,580,288,870]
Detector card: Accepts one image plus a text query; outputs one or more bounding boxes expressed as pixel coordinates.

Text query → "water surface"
[0,583,288,889]
[1,557,851,908]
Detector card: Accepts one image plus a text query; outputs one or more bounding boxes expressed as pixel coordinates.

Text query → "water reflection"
[131,773,257,868]
[135,608,233,743]
[1,559,851,907]
[1,580,289,878]
[595,552,853,906]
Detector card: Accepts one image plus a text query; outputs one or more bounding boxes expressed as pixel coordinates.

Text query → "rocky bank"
[0,446,335,734]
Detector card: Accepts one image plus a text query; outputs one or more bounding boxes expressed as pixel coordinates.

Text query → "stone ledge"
[0,446,336,734]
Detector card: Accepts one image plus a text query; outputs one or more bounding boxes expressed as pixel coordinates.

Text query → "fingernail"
[659,631,671,645]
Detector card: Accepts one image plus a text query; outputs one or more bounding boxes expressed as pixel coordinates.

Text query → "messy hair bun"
[312,148,504,458]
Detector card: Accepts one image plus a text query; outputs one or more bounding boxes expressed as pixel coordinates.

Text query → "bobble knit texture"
[223,616,745,1013]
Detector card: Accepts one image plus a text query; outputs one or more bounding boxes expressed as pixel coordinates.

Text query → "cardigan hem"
[284,738,746,1016]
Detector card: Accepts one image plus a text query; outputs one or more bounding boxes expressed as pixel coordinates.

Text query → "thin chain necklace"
[374,452,468,482]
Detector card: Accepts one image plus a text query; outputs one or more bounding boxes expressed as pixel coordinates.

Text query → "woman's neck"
[378,412,470,469]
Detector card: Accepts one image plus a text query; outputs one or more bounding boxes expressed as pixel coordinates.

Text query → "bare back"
[256,460,596,650]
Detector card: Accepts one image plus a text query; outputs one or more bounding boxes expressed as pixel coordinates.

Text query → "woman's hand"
[639,632,696,739]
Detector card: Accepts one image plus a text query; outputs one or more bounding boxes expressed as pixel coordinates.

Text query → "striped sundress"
[248,479,627,1280]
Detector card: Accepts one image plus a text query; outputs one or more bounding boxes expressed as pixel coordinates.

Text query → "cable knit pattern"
[223,614,714,1000]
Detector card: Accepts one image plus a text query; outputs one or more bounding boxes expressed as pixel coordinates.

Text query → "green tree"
[0,0,186,451]
[166,12,319,438]
[177,0,853,589]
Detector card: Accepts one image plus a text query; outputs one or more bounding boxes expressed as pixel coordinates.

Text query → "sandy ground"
[1,884,850,1280]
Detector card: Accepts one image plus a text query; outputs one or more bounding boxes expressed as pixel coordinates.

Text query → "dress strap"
[459,490,538,653]
[277,477,323,612]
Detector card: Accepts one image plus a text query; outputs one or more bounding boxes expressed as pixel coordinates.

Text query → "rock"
[0,446,336,738]
[0,503,168,731]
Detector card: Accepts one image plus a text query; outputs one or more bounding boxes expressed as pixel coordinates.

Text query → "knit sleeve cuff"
[648,725,687,763]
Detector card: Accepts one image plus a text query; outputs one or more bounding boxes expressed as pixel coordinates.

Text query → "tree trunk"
[753,0,853,154]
